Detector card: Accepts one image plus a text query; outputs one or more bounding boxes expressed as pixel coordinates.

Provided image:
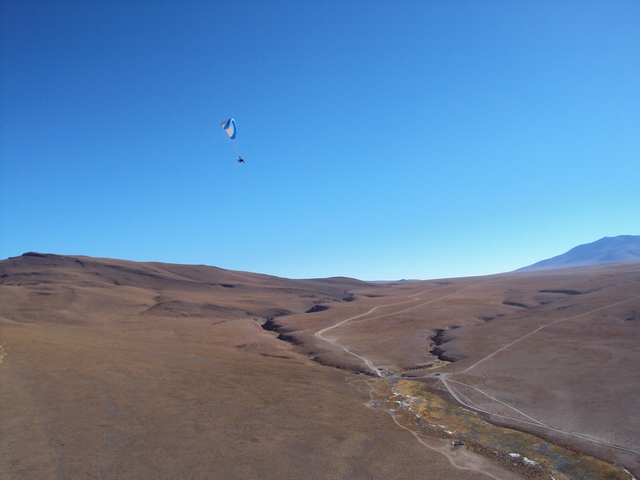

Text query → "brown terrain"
[1,253,639,479]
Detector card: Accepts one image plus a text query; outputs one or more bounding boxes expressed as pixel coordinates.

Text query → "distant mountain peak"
[518,235,640,272]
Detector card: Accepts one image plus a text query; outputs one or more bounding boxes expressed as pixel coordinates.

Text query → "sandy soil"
[0,253,509,479]
[1,253,638,478]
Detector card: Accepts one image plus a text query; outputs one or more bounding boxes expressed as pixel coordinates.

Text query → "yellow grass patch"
[390,379,631,480]
[425,360,451,370]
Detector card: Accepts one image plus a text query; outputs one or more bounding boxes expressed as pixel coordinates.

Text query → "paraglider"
[220,118,245,164]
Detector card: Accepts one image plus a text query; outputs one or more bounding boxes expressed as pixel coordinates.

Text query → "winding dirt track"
[314,284,474,376]
[310,281,640,463]
[346,377,517,480]
[313,284,525,478]
[437,293,640,456]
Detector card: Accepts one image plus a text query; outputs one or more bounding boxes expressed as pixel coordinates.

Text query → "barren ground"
[1,253,639,478]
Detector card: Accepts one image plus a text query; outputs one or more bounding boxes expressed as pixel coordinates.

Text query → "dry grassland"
[1,253,639,478]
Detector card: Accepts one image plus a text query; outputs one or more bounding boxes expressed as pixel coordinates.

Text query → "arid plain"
[1,253,639,479]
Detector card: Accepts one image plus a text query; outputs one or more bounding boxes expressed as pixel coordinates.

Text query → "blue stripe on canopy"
[221,118,237,139]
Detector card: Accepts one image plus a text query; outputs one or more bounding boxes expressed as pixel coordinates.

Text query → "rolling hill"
[1,252,639,478]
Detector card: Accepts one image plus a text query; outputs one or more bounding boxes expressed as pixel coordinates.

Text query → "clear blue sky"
[2,1,639,280]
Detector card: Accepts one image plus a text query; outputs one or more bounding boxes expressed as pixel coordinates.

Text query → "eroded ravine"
[314,284,471,377]
[313,288,636,480]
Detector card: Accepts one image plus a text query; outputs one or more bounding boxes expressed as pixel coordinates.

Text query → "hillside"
[518,235,640,271]
[1,253,639,478]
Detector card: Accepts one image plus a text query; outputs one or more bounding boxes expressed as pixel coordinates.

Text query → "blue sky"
[1,1,639,280]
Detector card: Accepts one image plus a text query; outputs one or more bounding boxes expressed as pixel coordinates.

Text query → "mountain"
[518,235,640,271]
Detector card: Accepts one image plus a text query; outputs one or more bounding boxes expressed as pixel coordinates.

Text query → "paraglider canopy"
[221,118,237,139]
